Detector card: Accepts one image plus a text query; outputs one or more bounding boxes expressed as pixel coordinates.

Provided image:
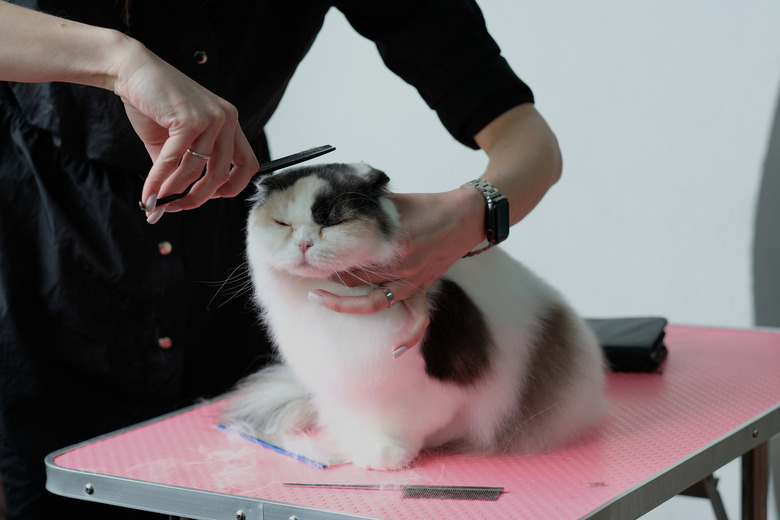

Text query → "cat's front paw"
[349,439,418,471]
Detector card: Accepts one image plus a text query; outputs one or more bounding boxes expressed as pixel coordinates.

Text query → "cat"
[223,162,607,470]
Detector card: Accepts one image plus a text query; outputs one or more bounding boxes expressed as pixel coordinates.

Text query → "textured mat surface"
[52,326,780,519]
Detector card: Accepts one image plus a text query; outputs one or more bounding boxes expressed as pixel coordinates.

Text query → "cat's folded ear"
[363,165,391,196]
[249,177,272,205]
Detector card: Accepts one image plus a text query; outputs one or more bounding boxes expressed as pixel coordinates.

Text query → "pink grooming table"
[46,325,780,519]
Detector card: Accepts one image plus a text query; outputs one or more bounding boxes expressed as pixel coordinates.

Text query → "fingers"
[308,285,399,314]
[213,126,261,199]
[140,101,259,222]
[391,292,430,358]
[172,104,256,207]
[308,285,431,360]
[141,136,211,212]
[116,48,259,221]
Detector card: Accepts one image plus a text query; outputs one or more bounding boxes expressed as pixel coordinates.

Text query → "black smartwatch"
[464,179,510,255]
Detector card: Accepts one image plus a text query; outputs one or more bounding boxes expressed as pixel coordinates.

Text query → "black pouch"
[585,317,669,372]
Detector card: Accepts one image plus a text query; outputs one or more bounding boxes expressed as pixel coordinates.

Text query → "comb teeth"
[400,485,504,501]
[282,482,504,501]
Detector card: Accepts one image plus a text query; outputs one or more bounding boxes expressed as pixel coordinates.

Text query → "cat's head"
[246,163,402,279]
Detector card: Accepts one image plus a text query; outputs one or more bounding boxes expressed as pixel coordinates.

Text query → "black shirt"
[0,1,533,518]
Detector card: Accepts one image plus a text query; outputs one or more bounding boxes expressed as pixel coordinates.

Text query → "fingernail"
[147,207,165,224]
[141,193,157,213]
[308,291,325,305]
[392,346,408,359]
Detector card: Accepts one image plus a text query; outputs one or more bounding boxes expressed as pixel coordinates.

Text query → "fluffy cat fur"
[223,163,607,470]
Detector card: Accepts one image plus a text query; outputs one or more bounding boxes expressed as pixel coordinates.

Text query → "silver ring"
[186,148,212,160]
[379,287,395,307]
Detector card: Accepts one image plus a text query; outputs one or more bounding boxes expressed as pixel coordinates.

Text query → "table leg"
[681,474,728,520]
[742,441,769,520]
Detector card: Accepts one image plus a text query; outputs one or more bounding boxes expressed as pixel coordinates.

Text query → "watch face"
[488,196,510,244]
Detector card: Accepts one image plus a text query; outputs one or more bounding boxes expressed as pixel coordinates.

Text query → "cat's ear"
[249,177,272,205]
[357,163,391,196]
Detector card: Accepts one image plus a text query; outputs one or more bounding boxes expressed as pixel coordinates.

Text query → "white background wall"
[265,2,780,518]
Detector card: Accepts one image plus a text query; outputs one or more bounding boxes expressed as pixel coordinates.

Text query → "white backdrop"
[265,2,780,518]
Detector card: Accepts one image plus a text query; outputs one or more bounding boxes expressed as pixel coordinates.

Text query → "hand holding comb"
[140,145,335,209]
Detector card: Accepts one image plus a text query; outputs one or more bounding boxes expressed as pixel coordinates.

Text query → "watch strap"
[463,179,510,257]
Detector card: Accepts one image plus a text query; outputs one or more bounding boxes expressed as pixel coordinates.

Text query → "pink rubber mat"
[49,325,780,519]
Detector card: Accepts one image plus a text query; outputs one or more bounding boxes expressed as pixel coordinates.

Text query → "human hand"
[308,188,485,356]
[113,43,259,222]
[0,4,258,221]
[310,288,431,358]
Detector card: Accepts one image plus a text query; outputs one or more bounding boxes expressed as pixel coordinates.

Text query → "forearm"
[474,103,562,227]
[437,103,561,257]
[389,104,562,270]
[0,1,137,91]
[0,1,258,215]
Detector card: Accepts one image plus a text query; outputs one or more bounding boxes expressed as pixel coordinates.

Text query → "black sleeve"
[334,0,534,149]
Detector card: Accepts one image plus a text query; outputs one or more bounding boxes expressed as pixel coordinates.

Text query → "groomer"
[0,1,561,517]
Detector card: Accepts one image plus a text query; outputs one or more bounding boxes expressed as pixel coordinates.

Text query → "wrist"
[54,17,147,94]
[453,183,491,254]
[79,29,144,93]
[463,179,510,245]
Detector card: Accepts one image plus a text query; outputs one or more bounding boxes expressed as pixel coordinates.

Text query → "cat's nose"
[298,240,313,253]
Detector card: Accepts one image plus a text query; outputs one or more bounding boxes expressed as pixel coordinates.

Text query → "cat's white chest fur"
[249,261,409,384]
[247,255,469,468]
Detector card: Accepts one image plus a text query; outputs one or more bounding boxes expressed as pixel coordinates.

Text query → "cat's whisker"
[206,262,255,309]
[330,263,373,295]
[207,275,252,292]
[331,271,349,288]
[514,403,559,442]
[350,267,378,287]
[214,282,255,309]
[326,259,426,295]
[353,265,424,293]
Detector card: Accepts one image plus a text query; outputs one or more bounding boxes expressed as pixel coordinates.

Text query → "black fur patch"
[259,164,395,238]
[518,305,577,419]
[421,279,494,386]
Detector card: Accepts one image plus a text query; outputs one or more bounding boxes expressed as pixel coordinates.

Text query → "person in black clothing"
[0,1,563,518]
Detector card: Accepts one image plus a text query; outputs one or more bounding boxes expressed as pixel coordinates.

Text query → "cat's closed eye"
[273,219,291,227]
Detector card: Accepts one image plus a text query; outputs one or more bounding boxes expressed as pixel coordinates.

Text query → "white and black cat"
[223,163,607,470]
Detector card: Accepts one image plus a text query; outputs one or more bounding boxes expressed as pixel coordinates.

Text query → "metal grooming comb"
[283,482,504,501]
